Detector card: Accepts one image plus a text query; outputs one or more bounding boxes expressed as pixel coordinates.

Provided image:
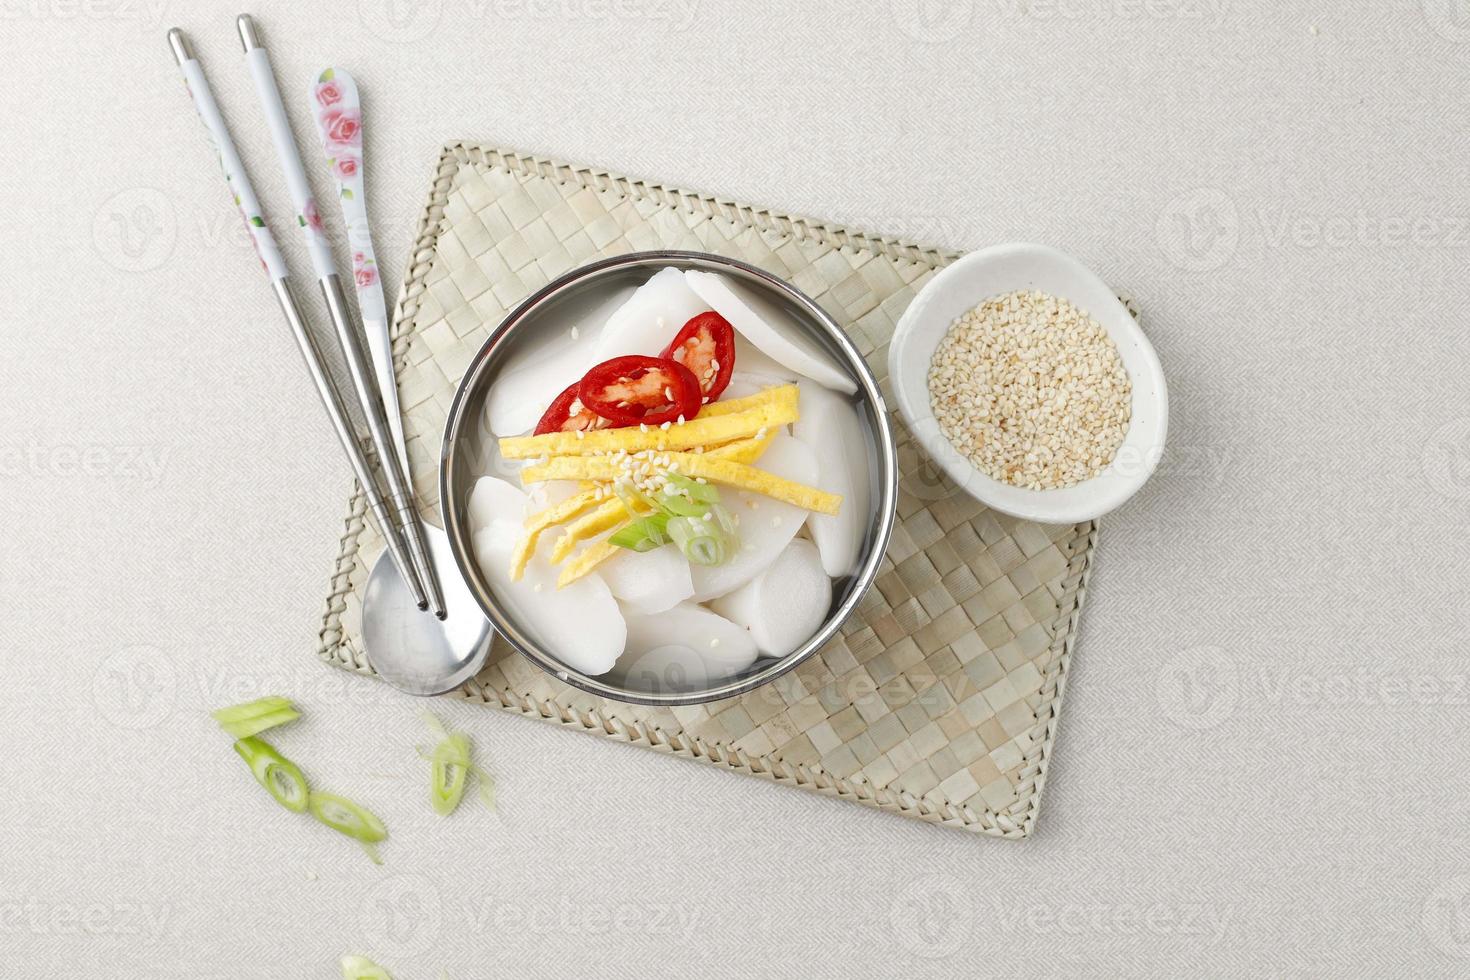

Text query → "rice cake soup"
[467,268,871,695]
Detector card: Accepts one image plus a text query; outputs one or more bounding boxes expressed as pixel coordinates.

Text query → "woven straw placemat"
[316,141,1110,839]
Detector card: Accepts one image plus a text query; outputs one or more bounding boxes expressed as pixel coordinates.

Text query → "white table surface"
[4,1,1469,976]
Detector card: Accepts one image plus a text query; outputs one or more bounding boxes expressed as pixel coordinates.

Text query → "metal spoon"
[284,45,497,693]
[362,524,495,696]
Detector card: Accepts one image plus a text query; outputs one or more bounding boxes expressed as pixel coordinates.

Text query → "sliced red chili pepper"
[577,355,702,427]
[533,381,606,435]
[661,311,736,403]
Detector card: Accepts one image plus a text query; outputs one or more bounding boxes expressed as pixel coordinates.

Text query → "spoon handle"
[308,66,408,477]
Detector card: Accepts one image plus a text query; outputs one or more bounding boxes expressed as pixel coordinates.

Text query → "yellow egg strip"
[693,384,795,419]
[523,452,842,515]
[550,498,627,563]
[556,539,619,589]
[522,490,601,531]
[706,430,775,465]
[508,491,603,580]
[497,385,797,460]
[507,536,535,582]
[543,435,772,564]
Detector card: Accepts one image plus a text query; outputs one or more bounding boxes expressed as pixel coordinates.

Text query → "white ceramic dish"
[887,242,1168,524]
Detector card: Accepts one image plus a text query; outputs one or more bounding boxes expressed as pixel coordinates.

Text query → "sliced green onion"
[221,706,300,740]
[608,474,737,563]
[212,696,292,725]
[612,480,662,516]
[608,525,652,551]
[233,737,309,813]
[666,515,728,566]
[420,713,495,817]
[610,512,671,553]
[640,512,671,542]
[477,771,497,813]
[706,502,737,535]
[664,472,720,503]
[310,791,387,840]
[422,711,450,741]
[431,733,471,816]
[658,492,707,518]
[340,954,393,979]
[610,522,658,552]
[309,791,387,864]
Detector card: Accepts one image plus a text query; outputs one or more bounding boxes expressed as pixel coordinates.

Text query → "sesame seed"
[570,326,580,339]
[710,638,720,648]
[928,289,1131,490]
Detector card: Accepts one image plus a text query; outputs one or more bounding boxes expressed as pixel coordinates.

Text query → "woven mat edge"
[314,140,1100,839]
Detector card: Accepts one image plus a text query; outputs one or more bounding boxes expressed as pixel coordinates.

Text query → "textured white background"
[3,0,1469,976]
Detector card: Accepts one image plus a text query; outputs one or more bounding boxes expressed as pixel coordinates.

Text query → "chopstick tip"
[236,13,262,53]
[166,27,191,65]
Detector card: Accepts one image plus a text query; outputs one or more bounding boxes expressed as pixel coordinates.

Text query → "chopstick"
[234,13,446,619]
[167,25,432,613]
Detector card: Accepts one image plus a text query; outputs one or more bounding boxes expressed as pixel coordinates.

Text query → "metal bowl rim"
[439,249,898,706]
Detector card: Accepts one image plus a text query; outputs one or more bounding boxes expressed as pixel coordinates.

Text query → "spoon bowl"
[361,524,496,696]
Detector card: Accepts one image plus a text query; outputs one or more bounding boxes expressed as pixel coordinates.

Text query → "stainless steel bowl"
[440,251,897,706]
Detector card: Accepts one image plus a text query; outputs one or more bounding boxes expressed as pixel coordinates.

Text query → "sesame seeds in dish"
[927,289,1132,491]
